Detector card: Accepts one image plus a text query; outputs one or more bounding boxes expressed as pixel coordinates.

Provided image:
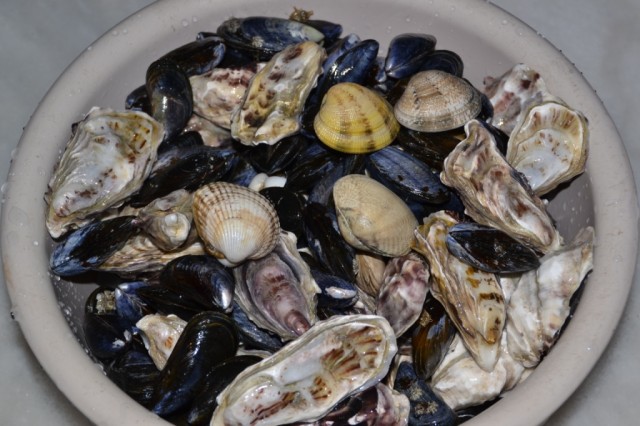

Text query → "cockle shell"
[211,315,397,426]
[231,41,325,145]
[441,119,562,254]
[507,100,589,196]
[394,70,482,133]
[314,82,400,154]
[45,107,163,238]
[412,211,506,372]
[136,314,187,370]
[192,182,280,266]
[333,174,418,257]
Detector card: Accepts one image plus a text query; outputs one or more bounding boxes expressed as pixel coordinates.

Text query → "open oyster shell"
[211,314,397,426]
[441,119,562,254]
[45,107,163,238]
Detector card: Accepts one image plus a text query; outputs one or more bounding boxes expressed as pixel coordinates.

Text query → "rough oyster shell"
[136,189,194,251]
[231,41,325,145]
[441,119,562,254]
[507,100,589,196]
[136,314,187,370]
[233,231,320,341]
[45,107,163,238]
[413,211,505,372]
[313,82,399,154]
[506,226,595,367]
[393,70,482,133]
[211,314,397,426]
[192,182,280,266]
[333,174,418,257]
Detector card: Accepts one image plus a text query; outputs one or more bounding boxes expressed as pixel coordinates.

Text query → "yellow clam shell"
[313,82,400,154]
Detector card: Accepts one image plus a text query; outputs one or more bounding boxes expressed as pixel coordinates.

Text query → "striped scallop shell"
[192,182,280,266]
[394,70,481,132]
[313,82,400,154]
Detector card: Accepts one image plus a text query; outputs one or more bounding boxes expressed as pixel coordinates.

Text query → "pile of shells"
[45,10,593,426]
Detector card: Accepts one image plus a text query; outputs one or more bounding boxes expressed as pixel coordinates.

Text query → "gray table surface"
[1,0,638,424]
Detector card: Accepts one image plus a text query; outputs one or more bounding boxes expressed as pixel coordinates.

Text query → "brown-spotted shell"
[394,70,482,132]
[333,174,418,257]
[192,182,280,266]
[314,82,400,154]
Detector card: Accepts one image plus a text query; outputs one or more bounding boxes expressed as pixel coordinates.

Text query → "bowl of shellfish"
[1,0,638,425]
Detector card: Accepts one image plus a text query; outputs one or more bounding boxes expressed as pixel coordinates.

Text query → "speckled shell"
[394,70,481,132]
[333,174,417,257]
[507,100,589,196]
[136,314,187,370]
[192,182,280,266]
[314,82,400,154]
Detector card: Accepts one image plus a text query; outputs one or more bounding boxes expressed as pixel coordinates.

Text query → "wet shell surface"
[314,82,400,154]
[192,182,280,266]
[333,174,418,257]
[394,70,482,133]
[211,314,397,426]
[136,314,187,370]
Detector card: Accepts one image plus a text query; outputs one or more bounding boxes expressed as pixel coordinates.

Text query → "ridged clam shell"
[314,82,400,154]
[394,70,481,132]
[192,182,280,266]
[333,174,417,257]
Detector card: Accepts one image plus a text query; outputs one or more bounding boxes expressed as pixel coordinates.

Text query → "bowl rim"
[2,0,638,425]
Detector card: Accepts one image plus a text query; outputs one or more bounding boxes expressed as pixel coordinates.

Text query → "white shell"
[136,314,186,370]
[211,315,397,426]
[192,182,280,266]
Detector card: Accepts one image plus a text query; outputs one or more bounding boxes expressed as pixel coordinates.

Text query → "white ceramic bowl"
[1,0,637,424]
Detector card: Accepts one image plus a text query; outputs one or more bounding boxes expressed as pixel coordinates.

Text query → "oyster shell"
[441,119,562,254]
[393,70,482,133]
[507,226,595,367]
[413,211,505,372]
[45,107,163,238]
[136,314,187,370]
[192,182,280,266]
[211,315,397,426]
[231,41,325,145]
[333,174,418,257]
[136,189,194,251]
[190,66,259,129]
[483,63,558,136]
[233,231,320,340]
[313,82,399,154]
[507,100,589,196]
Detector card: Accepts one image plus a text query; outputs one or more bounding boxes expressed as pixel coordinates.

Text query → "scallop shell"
[192,182,280,266]
[314,82,400,154]
[333,174,418,257]
[394,70,481,132]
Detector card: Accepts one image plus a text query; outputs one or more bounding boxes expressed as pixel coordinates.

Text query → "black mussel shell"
[259,187,306,240]
[385,33,438,79]
[125,84,151,114]
[412,293,457,380]
[105,348,160,408]
[395,126,465,171]
[419,49,464,77]
[129,146,236,208]
[284,144,341,193]
[393,362,457,426]
[367,145,450,204]
[151,311,239,417]
[156,130,204,158]
[186,355,262,425]
[246,134,310,174]
[304,19,343,45]
[156,36,226,77]
[307,154,366,206]
[223,155,258,187]
[50,216,139,276]
[230,302,284,352]
[133,284,209,321]
[146,58,193,142]
[311,268,359,309]
[159,255,235,312]
[84,287,133,360]
[446,222,541,273]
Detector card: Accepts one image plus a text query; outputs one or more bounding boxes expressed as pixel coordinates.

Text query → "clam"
[441,119,562,254]
[507,100,589,196]
[45,107,163,238]
[333,174,418,257]
[314,82,400,154]
[413,211,506,372]
[211,314,397,426]
[192,182,280,266]
[231,41,325,145]
[393,70,482,133]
